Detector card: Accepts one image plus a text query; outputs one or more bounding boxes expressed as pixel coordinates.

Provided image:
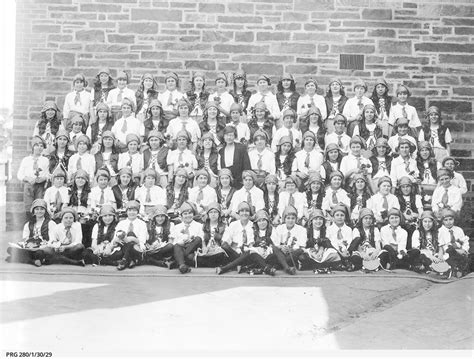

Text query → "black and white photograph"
[0,0,472,357]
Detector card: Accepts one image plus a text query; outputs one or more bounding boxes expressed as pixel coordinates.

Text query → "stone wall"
[8,0,474,229]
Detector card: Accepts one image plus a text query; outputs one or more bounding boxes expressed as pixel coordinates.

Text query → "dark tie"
[65,227,72,243]
[289,193,295,207]
[126,154,133,167]
[181,121,187,131]
[442,188,449,206]
[117,90,123,103]
[242,229,248,245]
[337,135,343,148]
[74,91,81,105]
[391,227,397,242]
[76,157,82,170]
[257,154,263,170]
[33,158,39,172]
[382,195,389,210]
[246,190,252,207]
[288,129,293,145]
[356,156,361,168]
[197,188,204,204]
[304,152,310,168]
[402,106,407,118]
[128,221,134,235]
[332,190,338,204]
[357,99,363,112]
[99,189,105,205]
[121,119,128,133]
[183,224,190,235]
[404,160,410,173]
[146,188,151,203]
[286,231,292,246]
[178,151,184,163]
[449,229,456,245]
[167,92,173,106]
[337,228,343,240]
[55,190,63,212]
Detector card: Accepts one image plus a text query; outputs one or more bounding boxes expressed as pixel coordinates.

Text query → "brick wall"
[8,0,474,229]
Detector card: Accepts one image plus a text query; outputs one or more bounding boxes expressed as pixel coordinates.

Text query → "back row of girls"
[11,70,469,277]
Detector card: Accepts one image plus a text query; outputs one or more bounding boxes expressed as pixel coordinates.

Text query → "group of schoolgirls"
[9,69,470,278]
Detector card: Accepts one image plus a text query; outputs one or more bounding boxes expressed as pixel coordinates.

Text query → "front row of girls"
[7,190,469,277]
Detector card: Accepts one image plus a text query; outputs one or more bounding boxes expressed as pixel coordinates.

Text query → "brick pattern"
[8,0,474,229]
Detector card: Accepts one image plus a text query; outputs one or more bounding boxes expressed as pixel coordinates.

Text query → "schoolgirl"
[248,129,276,185]
[157,72,184,121]
[356,104,383,151]
[94,130,119,184]
[395,176,423,242]
[431,168,463,217]
[418,106,452,162]
[325,114,351,155]
[135,73,159,121]
[369,138,392,190]
[144,205,175,268]
[348,208,382,271]
[442,157,467,195]
[171,201,204,274]
[437,209,470,277]
[83,205,123,266]
[88,102,114,153]
[276,73,300,112]
[274,135,297,185]
[277,175,307,225]
[379,208,408,269]
[115,200,149,270]
[388,84,421,135]
[208,72,235,118]
[321,171,350,215]
[298,106,325,149]
[216,169,236,224]
[369,78,391,138]
[135,168,167,219]
[43,165,69,222]
[367,176,400,226]
[111,98,145,152]
[270,205,307,275]
[184,71,210,122]
[68,169,91,209]
[142,130,169,188]
[188,168,218,219]
[106,71,136,122]
[348,173,372,225]
[293,131,324,183]
[263,174,280,225]
[324,78,348,134]
[247,102,274,145]
[166,168,190,221]
[48,129,73,175]
[247,74,281,121]
[195,202,227,268]
[320,143,343,185]
[218,209,276,276]
[6,199,56,267]
[43,207,85,266]
[416,141,439,187]
[387,117,418,154]
[390,138,419,185]
[339,135,372,181]
[68,115,87,151]
[89,168,116,211]
[17,136,50,216]
[90,68,115,119]
[34,101,62,153]
[342,79,374,136]
[305,173,325,215]
[143,99,168,142]
[271,108,302,152]
[296,78,327,121]
[196,132,219,187]
[230,170,265,219]
[227,103,250,145]
[111,167,137,214]
[166,129,198,183]
[217,201,255,274]
[63,73,92,130]
[117,133,144,184]
[298,209,340,272]
[166,99,201,150]
[199,101,225,148]
[229,70,252,115]
[410,210,442,273]
[326,204,352,265]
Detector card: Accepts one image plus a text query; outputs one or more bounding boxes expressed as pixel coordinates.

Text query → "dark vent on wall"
[340,54,364,70]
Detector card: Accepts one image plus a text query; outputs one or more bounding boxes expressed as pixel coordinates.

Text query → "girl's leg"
[349,254,363,270]
[221,242,240,261]
[271,246,296,274]
[297,252,315,271]
[101,249,124,266]
[7,247,37,266]
[218,252,251,274]
[82,248,100,265]
[63,244,86,260]
[117,242,135,270]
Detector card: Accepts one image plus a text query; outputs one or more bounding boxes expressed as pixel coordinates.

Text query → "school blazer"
[218,143,251,189]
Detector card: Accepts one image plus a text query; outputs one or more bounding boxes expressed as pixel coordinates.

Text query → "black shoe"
[286,267,296,275]
[166,260,177,270]
[264,266,276,276]
[5,256,11,263]
[117,260,128,271]
[179,264,191,274]
[128,260,136,269]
